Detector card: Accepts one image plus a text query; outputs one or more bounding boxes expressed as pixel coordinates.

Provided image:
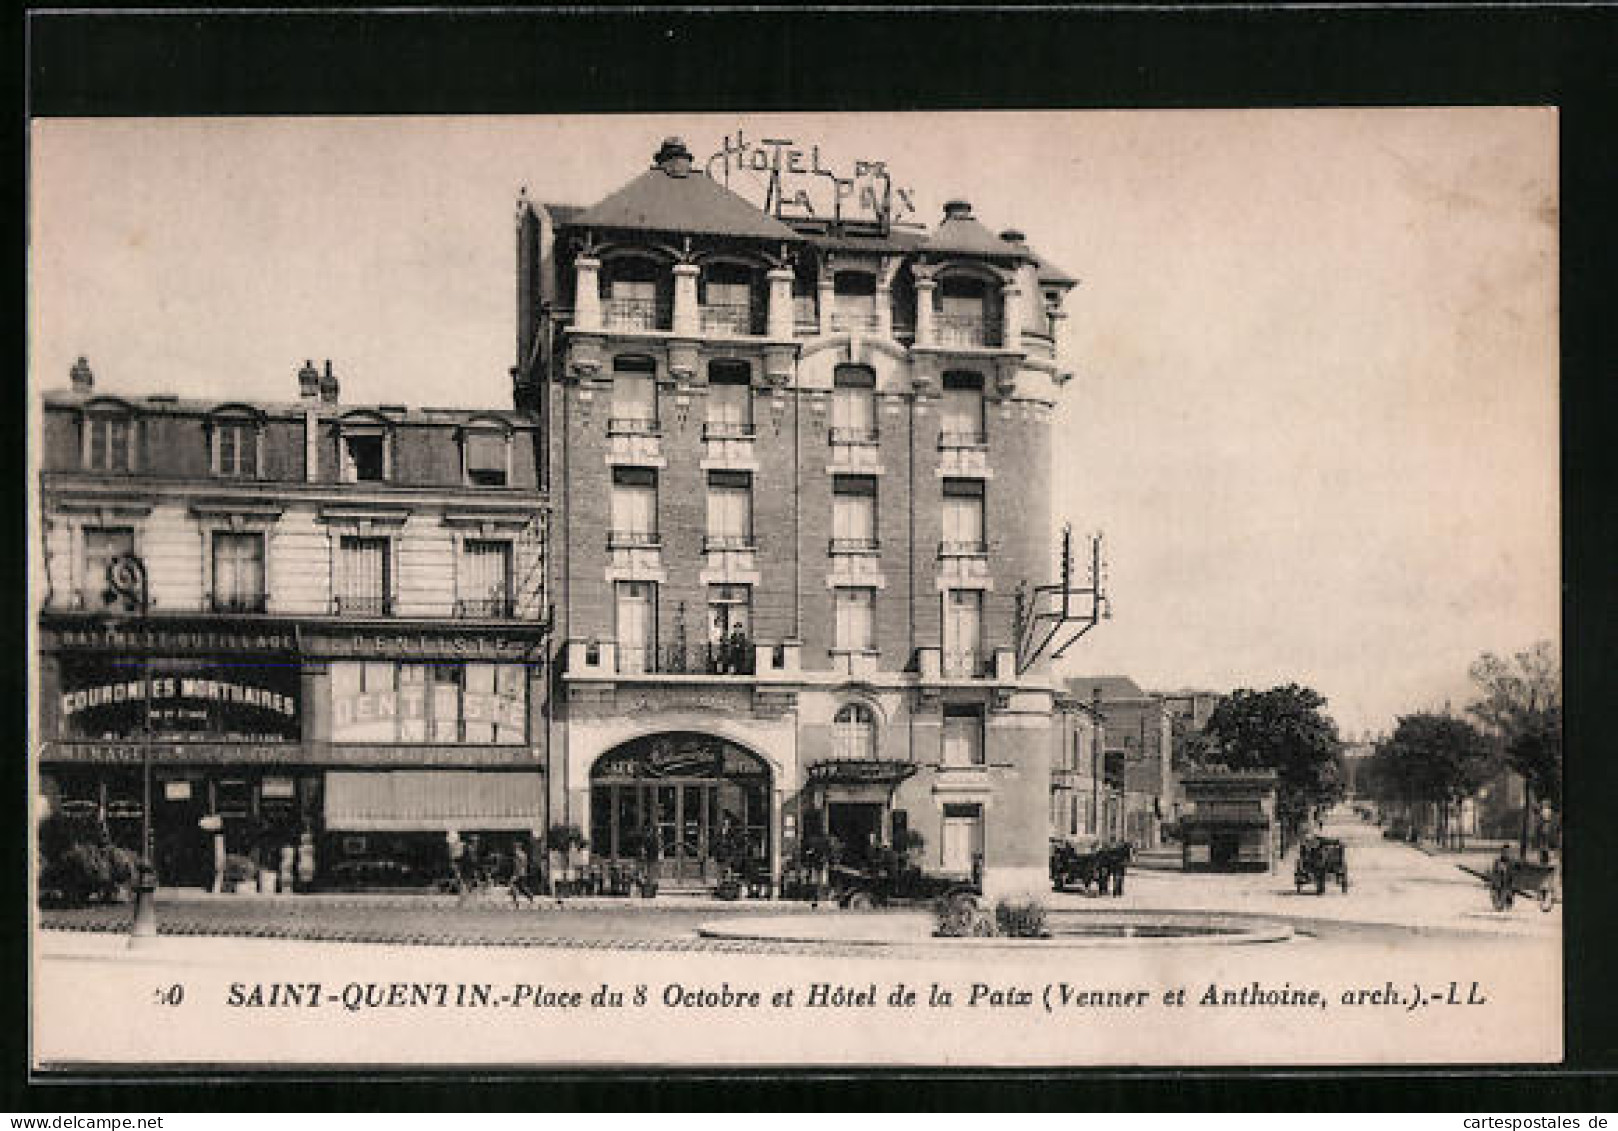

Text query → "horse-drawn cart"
[1462,856,1558,913]
[1294,836,1349,895]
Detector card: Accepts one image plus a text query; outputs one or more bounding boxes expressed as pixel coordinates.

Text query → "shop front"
[589,733,771,883]
[801,758,919,868]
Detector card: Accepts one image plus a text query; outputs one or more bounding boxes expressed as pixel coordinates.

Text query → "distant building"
[1066,676,1174,847]
[1177,768,1278,872]
[37,359,549,888]
[1050,693,1109,841]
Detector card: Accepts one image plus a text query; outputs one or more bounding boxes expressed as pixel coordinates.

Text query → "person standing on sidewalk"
[510,838,536,907]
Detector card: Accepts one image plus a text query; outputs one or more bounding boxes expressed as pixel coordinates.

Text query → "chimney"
[942,200,973,221]
[69,356,93,392]
[319,359,339,404]
[654,136,694,178]
[999,229,1027,246]
[297,359,321,400]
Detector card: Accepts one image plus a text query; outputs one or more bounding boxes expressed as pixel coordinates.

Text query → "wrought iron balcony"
[938,428,989,449]
[607,530,662,551]
[210,593,267,614]
[828,426,881,446]
[607,415,662,436]
[938,540,989,558]
[330,594,392,617]
[454,595,515,619]
[700,302,761,336]
[702,420,756,440]
[934,313,1003,348]
[828,537,880,555]
[604,297,671,332]
[703,534,757,553]
[942,650,986,678]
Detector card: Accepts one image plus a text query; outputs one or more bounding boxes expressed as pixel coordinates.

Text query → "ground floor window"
[940,802,984,877]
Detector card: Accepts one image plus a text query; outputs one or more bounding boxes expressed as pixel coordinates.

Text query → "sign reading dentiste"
[702,129,919,229]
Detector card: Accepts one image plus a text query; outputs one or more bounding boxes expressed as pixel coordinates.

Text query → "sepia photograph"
[28,106,1561,1071]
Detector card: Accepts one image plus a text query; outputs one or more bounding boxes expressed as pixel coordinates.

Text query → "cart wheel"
[1490,885,1509,912]
[1538,887,1556,913]
[1315,874,1325,896]
[846,890,876,912]
[1340,874,1350,893]
[1295,880,1306,895]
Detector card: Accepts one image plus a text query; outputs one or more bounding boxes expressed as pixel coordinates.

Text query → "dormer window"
[208,408,263,479]
[338,415,392,483]
[461,422,512,488]
[83,408,136,472]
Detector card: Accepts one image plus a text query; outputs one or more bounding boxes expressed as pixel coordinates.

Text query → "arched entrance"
[589,733,771,884]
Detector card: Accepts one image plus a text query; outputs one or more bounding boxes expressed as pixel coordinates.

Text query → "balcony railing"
[702,420,756,440]
[942,650,985,678]
[703,534,757,553]
[331,594,392,617]
[607,530,662,551]
[829,537,880,555]
[831,308,882,334]
[934,313,1003,348]
[829,426,880,446]
[454,595,515,619]
[604,297,671,332]
[939,429,989,449]
[210,593,267,614]
[627,640,756,676]
[607,416,662,436]
[793,296,819,335]
[939,540,989,558]
[701,302,761,336]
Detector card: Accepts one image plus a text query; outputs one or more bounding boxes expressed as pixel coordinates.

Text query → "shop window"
[833,587,876,654]
[80,526,134,609]
[330,660,527,744]
[830,475,878,553]
[217,779,251,819]
[833,702,878,761]
[212,531,266,613]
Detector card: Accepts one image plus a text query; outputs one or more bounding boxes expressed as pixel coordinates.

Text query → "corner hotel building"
[521,137,1080,897]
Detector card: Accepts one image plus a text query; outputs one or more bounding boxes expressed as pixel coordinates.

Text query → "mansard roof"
[570,165,801,243]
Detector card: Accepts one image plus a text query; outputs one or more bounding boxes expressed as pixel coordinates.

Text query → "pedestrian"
[509,838,536,907]
[445,830,466,896]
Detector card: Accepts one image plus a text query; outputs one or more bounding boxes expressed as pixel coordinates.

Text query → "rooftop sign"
[703,129,919,232]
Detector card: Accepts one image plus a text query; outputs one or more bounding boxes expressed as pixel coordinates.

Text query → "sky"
[29,110,1560,738]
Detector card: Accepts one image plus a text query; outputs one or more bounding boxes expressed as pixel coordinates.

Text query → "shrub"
[40,841,137,905]
[994,897,1050,939]
[223,853,258,886]
[933,896,995,938]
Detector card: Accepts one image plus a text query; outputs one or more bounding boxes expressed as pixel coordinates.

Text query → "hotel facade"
[518,137,1082,896]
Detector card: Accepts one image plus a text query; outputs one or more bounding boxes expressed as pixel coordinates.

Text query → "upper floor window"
[701,263,758,335]
[212,531,266,613]
[937,276,1001,347]
[705,470,753,550]
[83,412,135,473]
[941,478,987,556]
[610,356,659,435]
[943,704,986,767]
[705,361,753,438]
[462,425,511,487]
[207,410,262,479]
[603,257,667,332]
[831,475,878,553]
[81,526,134,609]
[339,422,390,483]
[457,539,513,618]
[830,365,878,444]
[833,702,878,760]
[833,587,876,654]
[335,534,391,616]
[610,466,659,547]
[832,271,879,332]
[941,372,987,447]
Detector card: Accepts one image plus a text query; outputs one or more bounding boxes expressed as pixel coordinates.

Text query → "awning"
[805,759,918,787]
[325,770,544,832]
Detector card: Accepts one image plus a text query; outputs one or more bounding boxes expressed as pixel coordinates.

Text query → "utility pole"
[106,553,158,947]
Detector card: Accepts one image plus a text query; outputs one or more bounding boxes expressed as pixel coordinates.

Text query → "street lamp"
[104,553,158,946]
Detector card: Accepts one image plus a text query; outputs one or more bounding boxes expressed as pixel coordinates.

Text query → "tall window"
[81,527,134,608]
[85,414,134,472]
[832,271,879,332]
[457,539,512,617]
[941,373,986,446]
[463,429,509,487]
[941,479,986,555]
[938,276,996,346]
[604,258,664,331]
[335,535,390,616]
[833,587,876,653]
[833,703,877,761]
[830,366,877,444]
[831,475,878,553]
[615,581,657,674]
[702,264,756,335]
[212,419,257,478]
[708,584,752,674]
[706,362,753,437]
[212,532,266,613]
[943,704,986,767]
[705,470,753,550]
[610,357,658,434]
[340,431,387,483]
[943,589,984,676]
[610,467,659,547]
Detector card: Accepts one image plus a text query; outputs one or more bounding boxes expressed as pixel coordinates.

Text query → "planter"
[258,869,279,894]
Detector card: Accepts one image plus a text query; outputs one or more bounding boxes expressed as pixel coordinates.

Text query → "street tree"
[1199,684,1342,848]
[1467,641,1562,852]
[1372,712,1497,848]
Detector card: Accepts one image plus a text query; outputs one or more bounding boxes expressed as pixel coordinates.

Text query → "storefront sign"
[51,624,295,654]
[703,129,918,229]
[310,631,537,661]
[805,759,918,787]
[622,689,745,715]
[57,657,301,743]
[594,734,768,782]
[43,741,302,766]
